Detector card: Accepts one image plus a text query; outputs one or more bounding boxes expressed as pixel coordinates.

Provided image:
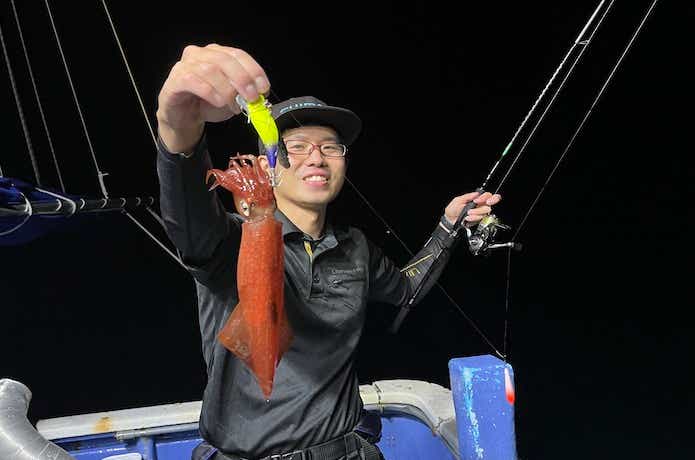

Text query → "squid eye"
[239,200,250,216]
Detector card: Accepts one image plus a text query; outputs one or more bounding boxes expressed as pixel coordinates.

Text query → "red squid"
[206,155,292,399]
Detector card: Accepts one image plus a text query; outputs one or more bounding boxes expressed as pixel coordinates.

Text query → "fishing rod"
[452,0,614,250]
[511,0,659,242]
[389,0,615,336]
[393,0,659,344]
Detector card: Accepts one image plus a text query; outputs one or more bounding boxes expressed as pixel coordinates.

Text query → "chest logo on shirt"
[329,266,365,278]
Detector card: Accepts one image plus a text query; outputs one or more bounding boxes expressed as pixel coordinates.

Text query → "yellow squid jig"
[235,94,282,187]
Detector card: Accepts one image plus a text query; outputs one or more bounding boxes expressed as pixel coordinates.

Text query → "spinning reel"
[466,214,521,256]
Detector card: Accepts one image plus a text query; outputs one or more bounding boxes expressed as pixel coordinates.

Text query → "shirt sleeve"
[156,132,241,284]
[368,215,462,307]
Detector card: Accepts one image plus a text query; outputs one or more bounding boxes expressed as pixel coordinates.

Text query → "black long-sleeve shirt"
[156,135,459,458]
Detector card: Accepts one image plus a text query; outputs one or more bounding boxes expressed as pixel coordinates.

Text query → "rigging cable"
[0,16,40,185]
[9,0,65,193]
[0,0,185,266]
[99,0,186,268]
[43,0,109,198]
[100,0,157,147]
[99,0,181,239]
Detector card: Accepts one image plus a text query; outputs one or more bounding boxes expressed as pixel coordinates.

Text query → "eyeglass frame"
[282,138,348,158]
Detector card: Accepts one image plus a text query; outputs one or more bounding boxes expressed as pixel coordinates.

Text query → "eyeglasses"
[283,139,347,158]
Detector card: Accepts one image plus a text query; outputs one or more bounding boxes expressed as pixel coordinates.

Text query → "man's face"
[265,125,347,211]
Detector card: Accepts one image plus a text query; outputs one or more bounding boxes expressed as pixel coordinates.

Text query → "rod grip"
[451,186,485,235]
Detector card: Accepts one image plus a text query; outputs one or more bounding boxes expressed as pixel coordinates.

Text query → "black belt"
[196,431,371,460]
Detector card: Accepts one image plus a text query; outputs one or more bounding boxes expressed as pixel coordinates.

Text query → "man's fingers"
[181,45,266,102]
[206,44,271,96]
[468,205,492,216]
[444,190,502,225]
[171,60,238,108]
[464,214,485,222]
[484,193,502,205]
[454,191,501,204]
[452,192,481,204]
[165,62,228,108]
[473,192,493,204]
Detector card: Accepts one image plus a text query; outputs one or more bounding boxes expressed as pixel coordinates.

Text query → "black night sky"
[1,2,692,459]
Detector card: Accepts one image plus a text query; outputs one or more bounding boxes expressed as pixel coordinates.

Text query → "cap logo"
[278,102,324,115]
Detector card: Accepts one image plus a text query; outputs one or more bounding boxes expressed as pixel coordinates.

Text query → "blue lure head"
[265,144,278,170]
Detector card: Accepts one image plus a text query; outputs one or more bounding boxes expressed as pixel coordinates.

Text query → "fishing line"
[512,0,660,241]
[267,88,504,357]
[487,0,615,359]
[385,1,618,351]
[494,0,659,358]
[494,0,615,194]
[503,247,512,359]
[486,0,610,189]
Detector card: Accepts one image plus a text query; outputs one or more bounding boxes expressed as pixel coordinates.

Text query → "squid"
[206,155,292,399]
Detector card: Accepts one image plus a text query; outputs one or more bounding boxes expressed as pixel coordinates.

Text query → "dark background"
[1,1,692,459]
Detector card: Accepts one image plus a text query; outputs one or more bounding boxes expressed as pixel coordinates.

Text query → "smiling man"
[273,126,345,216]
[257,97,359,240]
[155,45,500,460]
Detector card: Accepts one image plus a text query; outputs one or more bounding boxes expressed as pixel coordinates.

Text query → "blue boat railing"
[2,355,518,459]
[32,379,459,460]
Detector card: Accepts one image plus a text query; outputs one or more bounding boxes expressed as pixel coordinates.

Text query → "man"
[156,44,501,460]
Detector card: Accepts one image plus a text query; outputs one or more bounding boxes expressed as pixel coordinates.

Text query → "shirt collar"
[274,209,343,248]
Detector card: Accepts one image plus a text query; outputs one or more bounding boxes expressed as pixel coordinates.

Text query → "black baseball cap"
[258,96,362,154]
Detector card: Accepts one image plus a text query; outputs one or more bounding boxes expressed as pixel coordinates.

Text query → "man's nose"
[304,145,325,166]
